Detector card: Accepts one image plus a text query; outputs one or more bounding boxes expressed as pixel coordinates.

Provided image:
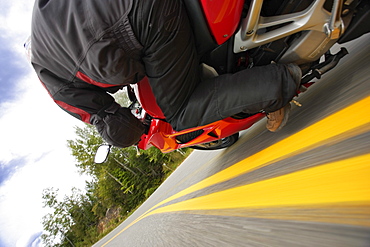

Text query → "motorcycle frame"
[234,0,348,64]
[235,0,344,50]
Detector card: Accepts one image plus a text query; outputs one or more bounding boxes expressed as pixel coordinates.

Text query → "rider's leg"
[172,63,301,131]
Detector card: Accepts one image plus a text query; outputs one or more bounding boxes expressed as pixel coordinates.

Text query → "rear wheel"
[190,133,239,151]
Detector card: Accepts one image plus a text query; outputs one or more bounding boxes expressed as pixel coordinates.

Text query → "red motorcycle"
[111,0,369,154]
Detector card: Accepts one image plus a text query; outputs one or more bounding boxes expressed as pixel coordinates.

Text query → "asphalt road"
[93,33,370,247]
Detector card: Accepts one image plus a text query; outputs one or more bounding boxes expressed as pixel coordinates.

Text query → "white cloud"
[0,73,89,246]
[0,1,92,246]
[0,0,33,36]
[16,232,43,247]
[0,145,88,247]
[0,72,80,163]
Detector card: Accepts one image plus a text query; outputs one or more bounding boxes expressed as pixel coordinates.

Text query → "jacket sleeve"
[34,64,121,124]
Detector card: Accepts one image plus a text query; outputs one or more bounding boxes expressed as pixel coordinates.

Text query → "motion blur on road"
[94,34,370,247]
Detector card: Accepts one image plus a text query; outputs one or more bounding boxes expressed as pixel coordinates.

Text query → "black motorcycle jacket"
[31,0,145,123]
[30,0,299,146]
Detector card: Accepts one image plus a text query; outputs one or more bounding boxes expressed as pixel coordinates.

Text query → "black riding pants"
[129,0,298,131]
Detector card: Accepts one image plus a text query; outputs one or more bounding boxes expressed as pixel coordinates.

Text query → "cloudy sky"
[0,1,90,246]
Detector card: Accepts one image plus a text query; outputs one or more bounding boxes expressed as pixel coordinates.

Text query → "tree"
[42,101,191,246]
[66,124,170,212]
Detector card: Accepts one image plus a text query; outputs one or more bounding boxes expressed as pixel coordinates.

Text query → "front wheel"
[190,133,239,151]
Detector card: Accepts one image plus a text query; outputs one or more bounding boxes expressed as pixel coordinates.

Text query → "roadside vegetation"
[41,91,192,246]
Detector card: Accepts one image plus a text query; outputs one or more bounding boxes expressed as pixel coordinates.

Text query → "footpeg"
[301,48,348,84]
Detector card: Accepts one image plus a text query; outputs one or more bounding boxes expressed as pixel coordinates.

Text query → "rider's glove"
[91,102,145,148]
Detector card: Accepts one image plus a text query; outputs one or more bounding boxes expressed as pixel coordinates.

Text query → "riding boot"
[266,63,302,132]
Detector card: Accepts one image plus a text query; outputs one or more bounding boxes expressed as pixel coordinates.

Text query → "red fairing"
[137,113,265,153]
[200,0,244,44]
[133,77,166,119]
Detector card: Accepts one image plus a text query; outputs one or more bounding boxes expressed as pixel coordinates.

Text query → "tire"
[190,133,239,151]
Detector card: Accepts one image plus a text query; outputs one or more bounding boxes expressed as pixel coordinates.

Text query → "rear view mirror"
[94,145,111,163]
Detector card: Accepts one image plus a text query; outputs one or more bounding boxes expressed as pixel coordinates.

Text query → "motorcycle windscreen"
[200,0,244,44]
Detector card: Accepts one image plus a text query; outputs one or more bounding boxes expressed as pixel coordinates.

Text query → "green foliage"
[42,124,191,246]
[41,187,98,246]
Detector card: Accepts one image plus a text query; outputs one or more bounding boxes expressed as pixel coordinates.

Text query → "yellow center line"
[178,205,370,227]
[102,96,370,246]
[143,96,370,212]
[146,154,370,215]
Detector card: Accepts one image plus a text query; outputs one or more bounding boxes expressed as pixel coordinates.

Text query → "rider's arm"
[34,65,145,148]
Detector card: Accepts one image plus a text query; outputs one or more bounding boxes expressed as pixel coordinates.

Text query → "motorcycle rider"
[29,0,301,148]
